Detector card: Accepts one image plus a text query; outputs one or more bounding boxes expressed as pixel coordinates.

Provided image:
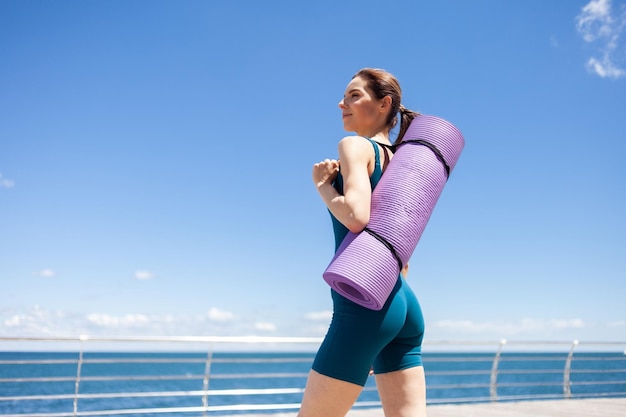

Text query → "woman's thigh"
[375,366,427,417]
[298,369,363,417]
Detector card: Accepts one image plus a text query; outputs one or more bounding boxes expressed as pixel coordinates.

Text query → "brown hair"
[352,68,419,145]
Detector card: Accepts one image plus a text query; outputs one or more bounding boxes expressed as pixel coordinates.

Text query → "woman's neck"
[366,131,391,145]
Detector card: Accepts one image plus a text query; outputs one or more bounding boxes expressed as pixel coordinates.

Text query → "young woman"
[301,68,427,417]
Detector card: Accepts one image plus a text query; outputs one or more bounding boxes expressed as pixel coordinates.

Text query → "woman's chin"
[342,122,354,132]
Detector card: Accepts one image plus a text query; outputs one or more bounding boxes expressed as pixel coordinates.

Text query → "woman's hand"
[312,159,340,189]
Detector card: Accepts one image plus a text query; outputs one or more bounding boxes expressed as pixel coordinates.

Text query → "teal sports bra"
[330,137,392,251]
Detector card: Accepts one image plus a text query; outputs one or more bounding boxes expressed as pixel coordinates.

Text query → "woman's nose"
[338,99,346,109]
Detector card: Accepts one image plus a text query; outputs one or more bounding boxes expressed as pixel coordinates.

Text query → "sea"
[1,351,625,416]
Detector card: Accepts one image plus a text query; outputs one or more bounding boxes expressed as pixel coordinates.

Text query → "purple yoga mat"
[323,115,464,310]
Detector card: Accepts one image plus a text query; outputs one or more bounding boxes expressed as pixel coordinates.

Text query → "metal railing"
[1,336,625,416]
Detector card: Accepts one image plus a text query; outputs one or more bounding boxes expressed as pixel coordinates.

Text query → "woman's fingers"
[313,159,340,185]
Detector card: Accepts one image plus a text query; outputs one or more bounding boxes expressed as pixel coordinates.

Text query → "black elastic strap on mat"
[363,227,403,272]
[397,139,450,179]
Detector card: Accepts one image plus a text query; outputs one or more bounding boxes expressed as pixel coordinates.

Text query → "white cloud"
[577,0,613,42]
[4,315,22,327]
[576,0,626,78]
[0,306,257,338]
[134,270,154,280]
[0,173,15,188]
[433,318,586,337]
[39,269,56,278]
[304,311,332,321]
[255,322,277,332]
[586,56,626,77]
[0,306,68,336]
[86,313,150,328]
[207,307,235,322]
[549,318,585,329]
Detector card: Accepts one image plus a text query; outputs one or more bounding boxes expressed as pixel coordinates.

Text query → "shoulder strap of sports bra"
[362,137,381,170]
[366,138,395,171]
[379,143,391,171]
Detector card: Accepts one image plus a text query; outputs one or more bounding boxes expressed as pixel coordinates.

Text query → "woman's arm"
[313,136,373,233]
[401,263,409,279]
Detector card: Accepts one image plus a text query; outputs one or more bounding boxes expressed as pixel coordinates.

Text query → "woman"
[301,68,426,417]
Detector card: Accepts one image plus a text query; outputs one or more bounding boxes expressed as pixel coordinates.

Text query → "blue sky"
[1,0,625,347]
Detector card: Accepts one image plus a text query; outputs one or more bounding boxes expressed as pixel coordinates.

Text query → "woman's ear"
[380,95,393,113]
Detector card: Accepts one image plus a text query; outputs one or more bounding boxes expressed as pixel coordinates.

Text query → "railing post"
[73,335,88,416]
[489,339,506,402]
[563,340,578,399]
[202,343,214,416]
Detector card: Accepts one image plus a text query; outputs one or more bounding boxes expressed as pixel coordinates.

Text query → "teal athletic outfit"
[311,137,425,386]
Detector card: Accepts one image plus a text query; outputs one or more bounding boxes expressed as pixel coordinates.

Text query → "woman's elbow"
[345,213,369,233]
[342,195,370,233]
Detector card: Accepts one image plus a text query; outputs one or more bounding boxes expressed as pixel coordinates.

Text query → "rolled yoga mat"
[323,115,465,310]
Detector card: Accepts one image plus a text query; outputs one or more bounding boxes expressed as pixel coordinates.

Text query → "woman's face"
[338,76,387,136]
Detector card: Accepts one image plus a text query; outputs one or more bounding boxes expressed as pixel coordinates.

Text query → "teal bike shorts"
[312,276,425,386]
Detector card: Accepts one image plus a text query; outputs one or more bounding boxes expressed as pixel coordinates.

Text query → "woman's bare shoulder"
[338,135,371,155]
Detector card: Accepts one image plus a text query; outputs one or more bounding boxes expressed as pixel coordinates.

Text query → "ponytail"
[395,105,420,146]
